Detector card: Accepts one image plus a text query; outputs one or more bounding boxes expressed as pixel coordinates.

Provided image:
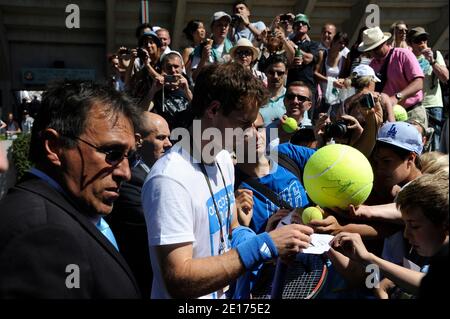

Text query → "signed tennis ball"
[282,117,298,133]
[393,104,408,122]
[303,144,373,210]
[302,207,323,224]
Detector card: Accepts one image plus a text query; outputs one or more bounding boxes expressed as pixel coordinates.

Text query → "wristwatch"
[395,92,403,101]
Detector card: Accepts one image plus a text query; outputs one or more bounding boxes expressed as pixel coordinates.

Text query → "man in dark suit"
[0,81,142,298]
[108,111,172,298]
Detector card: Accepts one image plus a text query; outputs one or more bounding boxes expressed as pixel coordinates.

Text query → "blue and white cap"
[377,122,423,155]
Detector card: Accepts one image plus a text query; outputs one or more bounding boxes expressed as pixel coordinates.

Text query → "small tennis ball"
[302,207,323,224]
[303,144,373,210]
[282,117,298,133]
[393,104,408,121]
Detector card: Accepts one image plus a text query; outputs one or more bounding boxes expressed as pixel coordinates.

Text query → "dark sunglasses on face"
[285,93,311,102]
[413,35,428,44]
[66,135,141,168]
[294,22,307,28]
[236,49,253,57]
[267,70,286,76]
[396,28,408,33]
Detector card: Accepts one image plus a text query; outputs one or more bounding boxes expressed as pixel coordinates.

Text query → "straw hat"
[229,38,259,61]
[358,26,391,52]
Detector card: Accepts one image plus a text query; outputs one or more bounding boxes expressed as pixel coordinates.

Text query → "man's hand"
[265,208,290,232]
[235,189,254,227]
[268,223,313,258]
[308,215,342,235]
[374,278,396,299]
[236,13,250,27]
[340,114,364,145]
[421,48,434,63]
[329,232,371,264]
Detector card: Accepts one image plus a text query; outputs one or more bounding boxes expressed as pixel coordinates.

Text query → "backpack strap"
[244,178,293,210]
[277,152,303,185]
[430,50,438,90]
[375,48,394,92]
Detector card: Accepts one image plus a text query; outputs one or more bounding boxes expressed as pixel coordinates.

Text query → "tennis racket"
[270,253,328,299]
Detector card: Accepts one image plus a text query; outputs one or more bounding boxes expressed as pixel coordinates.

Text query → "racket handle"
[271,259,288,299]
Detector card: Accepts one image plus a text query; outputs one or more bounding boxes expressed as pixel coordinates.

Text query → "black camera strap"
[375,48,394,92]
[240,152,303,210]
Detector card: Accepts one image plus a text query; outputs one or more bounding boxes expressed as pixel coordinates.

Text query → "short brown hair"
[191,62,268,118]
[396,171,449,228]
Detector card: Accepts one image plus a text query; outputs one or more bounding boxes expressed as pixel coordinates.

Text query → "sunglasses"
[285,93,311,102]
[412,35,428,44]
[294,22,308,28]
[396,28,408,33]
[67,135,141,168]
[236,49,253,57]
[267,70,286,76]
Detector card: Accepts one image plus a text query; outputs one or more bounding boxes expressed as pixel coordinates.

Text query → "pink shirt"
[370,47,424,109]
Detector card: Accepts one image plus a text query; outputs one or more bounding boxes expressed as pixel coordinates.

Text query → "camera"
[280,14,291,22]
[137,48,148,61]
[231,14,241,25]
[118,48,131,56]
[360,93,375,109]
[324,119,351,139]
[164,74,176,83]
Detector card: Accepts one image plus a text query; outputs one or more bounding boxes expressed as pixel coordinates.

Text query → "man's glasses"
[267,70,286,76]
[412,35,428,44]
[66,135,141,168]
[285,93,311,102]
[236,49,253,57]
[294,22,307,28]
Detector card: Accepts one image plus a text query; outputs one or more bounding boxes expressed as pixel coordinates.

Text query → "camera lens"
[324,120,349,139]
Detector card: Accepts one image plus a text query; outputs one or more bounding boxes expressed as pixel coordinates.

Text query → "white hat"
[377,122,423,155]
[211,11,231,25]
[352,64,381,82]
[229,38,260,61]
[358,27,391,52]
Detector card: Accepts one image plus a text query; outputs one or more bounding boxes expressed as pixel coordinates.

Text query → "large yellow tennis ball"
[303,144,373,210]
[282,117,298,133]
[302,207,323,224]
[393,104,408,122]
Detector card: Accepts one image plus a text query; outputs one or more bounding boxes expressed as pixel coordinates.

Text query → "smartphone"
[361,93,375,109]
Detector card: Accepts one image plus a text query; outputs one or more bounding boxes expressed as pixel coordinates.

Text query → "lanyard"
[199,162,232,255]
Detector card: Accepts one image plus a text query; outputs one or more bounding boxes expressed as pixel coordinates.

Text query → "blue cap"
[377,122,423,155]
[140,30,162,48]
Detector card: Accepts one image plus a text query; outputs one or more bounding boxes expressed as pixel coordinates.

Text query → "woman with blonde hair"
[420,151,449,174]
[389,21,410,49]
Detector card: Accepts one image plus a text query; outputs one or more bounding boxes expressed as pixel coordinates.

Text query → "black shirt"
[286,38,320,93]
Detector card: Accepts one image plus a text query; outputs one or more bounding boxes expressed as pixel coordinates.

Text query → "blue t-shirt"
[259,87,286,125]
[239,143,315,234]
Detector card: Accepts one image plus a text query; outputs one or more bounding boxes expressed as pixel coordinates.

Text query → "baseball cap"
[407,27,429,43]
[211,11,231,25]
[377,122,423,155]
[352,64,381,82]
[139,30,162,47]
[293,13,310,28]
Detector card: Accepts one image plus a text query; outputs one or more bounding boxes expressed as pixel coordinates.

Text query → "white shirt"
[142,143,235,299]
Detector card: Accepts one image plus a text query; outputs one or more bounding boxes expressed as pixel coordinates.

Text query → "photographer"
[190,12,233,81]
[345,64,394,123]
[127,31,164,101]
[315,69,387,157]
[272,13,295,38]
[141,51,193,130]
[230,1,266,45]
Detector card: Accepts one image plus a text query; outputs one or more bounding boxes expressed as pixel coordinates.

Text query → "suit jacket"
[107,163,152,298]
[0,174,141,298]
